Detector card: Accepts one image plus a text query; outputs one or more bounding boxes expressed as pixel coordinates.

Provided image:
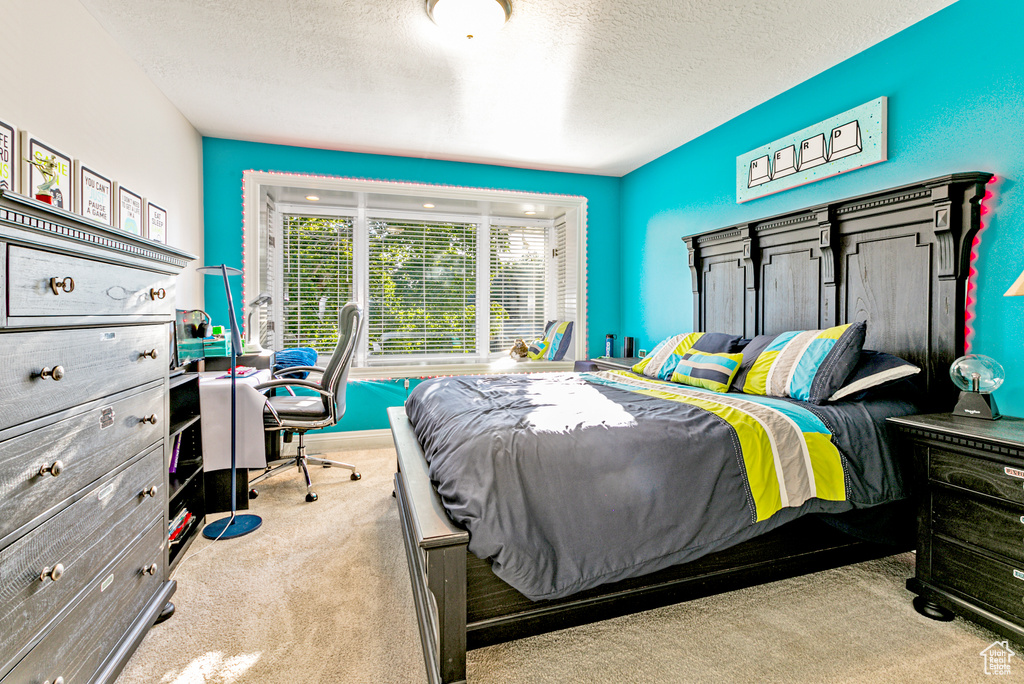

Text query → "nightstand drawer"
[6,244,175,320]
[929,447,1024,506]
[933,490,1024,564]
[933,538,1024,622]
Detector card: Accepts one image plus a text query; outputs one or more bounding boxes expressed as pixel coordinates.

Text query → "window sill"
[349,358,576,381]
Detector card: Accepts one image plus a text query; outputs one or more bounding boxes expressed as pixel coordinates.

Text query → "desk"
[198,369,271,471]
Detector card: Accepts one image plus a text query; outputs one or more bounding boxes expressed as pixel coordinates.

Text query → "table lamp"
[199,264,263,539]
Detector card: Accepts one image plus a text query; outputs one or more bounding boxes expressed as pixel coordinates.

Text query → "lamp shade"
[1005,267,1024,297]
[427,0,511,38]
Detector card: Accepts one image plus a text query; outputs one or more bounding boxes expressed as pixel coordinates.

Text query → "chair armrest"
[253,379,334,398]
[273,365,325,378]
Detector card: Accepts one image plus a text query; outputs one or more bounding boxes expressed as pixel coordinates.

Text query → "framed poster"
[117,185,143,235]
[146,201,167,243]
[22,133,73,210]
[74,162,114,226]
[0,119,16,194]
[736,97,887,203]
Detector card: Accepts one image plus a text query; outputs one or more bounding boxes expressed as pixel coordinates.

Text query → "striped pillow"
[733,322,866,403]
[527,320,574,361]
[631,333,703,380]
[670,351,744,392]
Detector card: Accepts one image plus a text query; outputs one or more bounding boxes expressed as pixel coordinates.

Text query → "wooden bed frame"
[390,172,992,684]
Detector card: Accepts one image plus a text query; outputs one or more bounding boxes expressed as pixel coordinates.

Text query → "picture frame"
[74,161,114,226]
[0,119,16,194]
[117,185,144,235]
[146,200,167,243]
[22,133,74,210]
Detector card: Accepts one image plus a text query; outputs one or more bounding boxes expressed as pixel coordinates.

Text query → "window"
[367,218,477,359]
[244,173,587,371]
[279,215,353,354]
[489,223,547,353]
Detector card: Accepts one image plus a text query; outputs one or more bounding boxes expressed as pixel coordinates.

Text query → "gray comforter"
[405,371,916,600]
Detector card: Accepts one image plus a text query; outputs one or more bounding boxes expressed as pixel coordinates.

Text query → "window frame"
[242,172,588,376]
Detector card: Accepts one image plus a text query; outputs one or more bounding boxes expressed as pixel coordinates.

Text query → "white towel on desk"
[198,369,271,471]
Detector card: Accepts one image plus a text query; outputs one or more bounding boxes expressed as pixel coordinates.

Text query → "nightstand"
[889,413,1024,643]
[573,357,643,372]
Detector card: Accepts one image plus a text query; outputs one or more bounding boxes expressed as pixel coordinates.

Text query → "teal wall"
[620,0,1024,414]
[201,138,621,430]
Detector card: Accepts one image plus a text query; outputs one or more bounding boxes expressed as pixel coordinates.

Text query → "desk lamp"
[199,264,263,539]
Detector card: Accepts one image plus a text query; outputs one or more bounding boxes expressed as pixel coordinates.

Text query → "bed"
[389,172,991,684]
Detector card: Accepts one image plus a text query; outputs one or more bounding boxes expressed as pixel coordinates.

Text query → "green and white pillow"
[670,351,744,393]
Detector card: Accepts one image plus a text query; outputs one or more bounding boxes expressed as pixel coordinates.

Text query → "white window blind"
[489,224,548,352]
[554,217,576,321]
[367,218,477,359]
[281,215,354,354]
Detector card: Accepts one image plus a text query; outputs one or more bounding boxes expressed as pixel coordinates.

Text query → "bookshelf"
[167,371,205,572]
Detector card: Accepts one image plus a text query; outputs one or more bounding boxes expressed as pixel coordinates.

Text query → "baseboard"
[280,428,394,454]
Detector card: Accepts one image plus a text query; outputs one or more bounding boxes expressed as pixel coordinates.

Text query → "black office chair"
[250,303,362,502]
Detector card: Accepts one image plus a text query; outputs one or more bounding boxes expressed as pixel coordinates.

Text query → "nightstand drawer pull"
[1005,467,1024,479]
[49,276,75,295]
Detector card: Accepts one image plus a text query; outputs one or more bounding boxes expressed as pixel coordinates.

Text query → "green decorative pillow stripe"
[670,351,743,393]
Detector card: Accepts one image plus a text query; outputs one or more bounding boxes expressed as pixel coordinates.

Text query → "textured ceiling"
[77,0,955,176]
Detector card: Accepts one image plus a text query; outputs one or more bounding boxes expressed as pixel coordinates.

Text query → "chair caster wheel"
[249,489,259,499]
[392,490,396,498]
[306,492,318,502]
[351,472,362,481]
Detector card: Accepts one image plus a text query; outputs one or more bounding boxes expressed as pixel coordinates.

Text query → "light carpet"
[118,447,1012,683]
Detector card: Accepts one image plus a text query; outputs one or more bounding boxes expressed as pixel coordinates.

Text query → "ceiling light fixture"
[427,0,511,40]
[524,210,536,215]
[423,203,436,208]
[306,195,320,201]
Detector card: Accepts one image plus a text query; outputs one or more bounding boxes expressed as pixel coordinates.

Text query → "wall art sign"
[76,162,113,226]
[736,96,887,203]
[146,201,167,243]
[0,119,16,193]
[118,185,143,235]
[23,133,73,210]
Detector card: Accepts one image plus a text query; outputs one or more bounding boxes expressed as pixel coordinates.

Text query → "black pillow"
[828,350,921,402]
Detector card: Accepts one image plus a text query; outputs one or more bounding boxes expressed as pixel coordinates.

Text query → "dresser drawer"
[1,518,165,684]
[6,244,174,320]
[0,324,166,431]
[932,537,1024,622]
[0,446,163,676]
[0,385,164,546]
[929,447,1024,506]
[933,489,1024,565]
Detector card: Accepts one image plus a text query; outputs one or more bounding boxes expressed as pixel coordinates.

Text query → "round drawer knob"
[39,366,65,381]
[141,414,159,425]
[49,276,75,295]
[143,563,159,576]
[140,348,159,360]
[39,563,64,582]
[150,287,166,300]
[44,677,65,684]
[38,460,64,478]
[143,485,159,498]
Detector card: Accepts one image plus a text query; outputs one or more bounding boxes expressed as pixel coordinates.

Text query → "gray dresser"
[0,190,194,683]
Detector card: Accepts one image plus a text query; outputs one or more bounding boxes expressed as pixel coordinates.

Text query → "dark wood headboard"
[684,172,992,407]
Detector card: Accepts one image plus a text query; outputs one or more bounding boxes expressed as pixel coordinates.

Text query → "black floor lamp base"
[202,513,263,539]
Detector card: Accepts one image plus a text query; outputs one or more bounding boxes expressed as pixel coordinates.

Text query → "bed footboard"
[389,406,470,684]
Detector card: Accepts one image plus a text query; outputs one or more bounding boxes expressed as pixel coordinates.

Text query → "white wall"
[0,0,204,307]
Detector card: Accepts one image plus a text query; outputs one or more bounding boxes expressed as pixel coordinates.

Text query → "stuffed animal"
[509,338,529,360]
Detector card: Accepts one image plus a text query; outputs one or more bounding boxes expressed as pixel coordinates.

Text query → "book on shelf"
[169,433,182,473]
[169,510,193,543]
